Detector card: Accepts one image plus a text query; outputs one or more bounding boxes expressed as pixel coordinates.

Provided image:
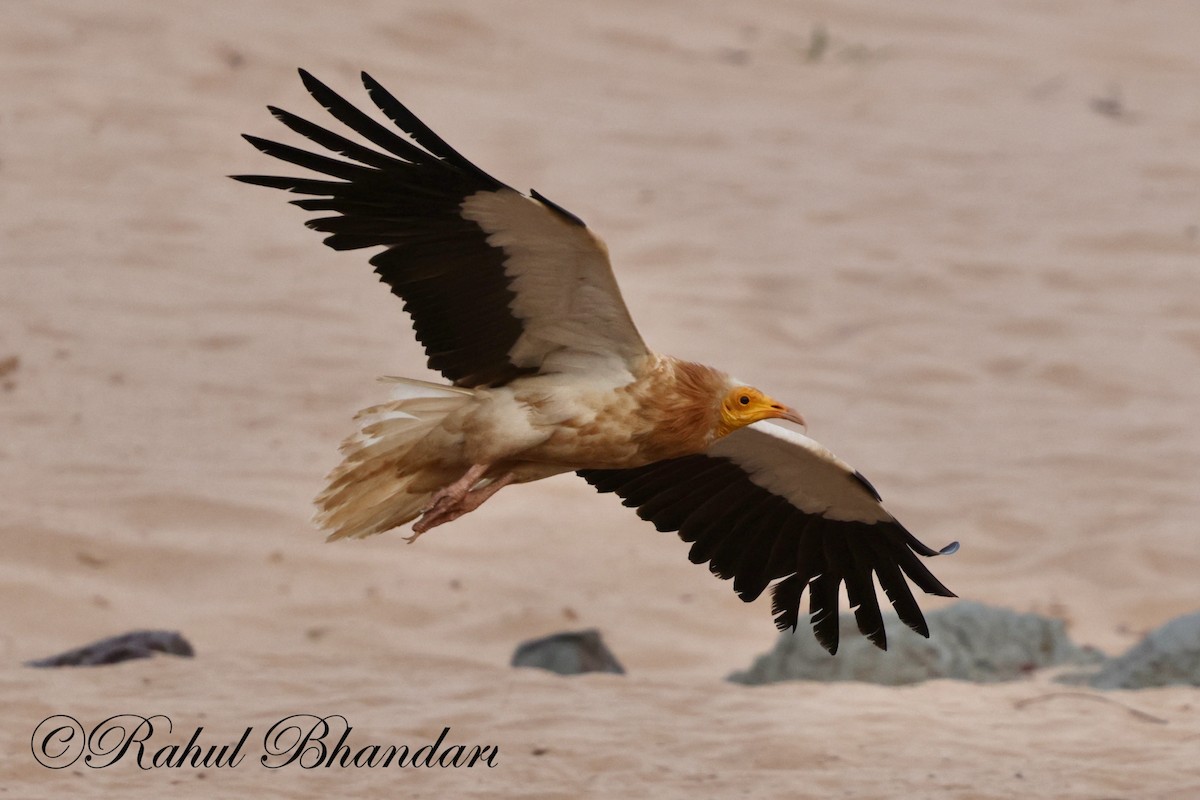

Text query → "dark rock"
[25,630,194,668]
[511,629,625,676]
[1086,611,1200,690]
[729,601,1101,686]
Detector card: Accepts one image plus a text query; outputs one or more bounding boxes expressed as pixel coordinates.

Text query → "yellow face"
[716,386,806,438]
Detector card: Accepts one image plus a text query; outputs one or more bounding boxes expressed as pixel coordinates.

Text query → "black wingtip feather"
[297,67,320,91]
[238,70,550,389]
[295,70,440,168]
[360,71,503,188]
[809,573,843,655]
[234,174,320,196]
[265,104,402,170]
[866,539,929,637]
[240,135,371,181]
[769,573,804,632]
[530,189,587,227]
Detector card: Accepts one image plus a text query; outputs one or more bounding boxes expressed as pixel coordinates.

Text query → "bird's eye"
[739,395,750,406]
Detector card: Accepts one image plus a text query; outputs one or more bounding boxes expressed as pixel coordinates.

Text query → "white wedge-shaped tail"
[315,379,476,540]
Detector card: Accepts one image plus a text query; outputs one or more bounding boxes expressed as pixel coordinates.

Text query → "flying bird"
[234,70,958,654]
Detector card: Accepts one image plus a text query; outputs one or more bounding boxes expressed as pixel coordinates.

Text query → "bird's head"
[715,385,806,438]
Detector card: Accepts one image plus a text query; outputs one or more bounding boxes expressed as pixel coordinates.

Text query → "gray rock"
[1086,611,1200,690]
[511,629,625,676]
[25,630,194,667]
[729,601,1100,686]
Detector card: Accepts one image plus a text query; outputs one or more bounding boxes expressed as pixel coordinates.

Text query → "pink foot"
[405,466,515,542]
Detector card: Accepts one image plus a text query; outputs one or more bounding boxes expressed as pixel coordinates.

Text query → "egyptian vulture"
[234,70,957,654]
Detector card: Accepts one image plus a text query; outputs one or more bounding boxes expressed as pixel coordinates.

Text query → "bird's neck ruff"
[639,359,730,456]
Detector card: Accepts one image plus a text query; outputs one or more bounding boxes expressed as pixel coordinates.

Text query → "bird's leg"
[424,464,490,515]
[407,464,489,541]
[407,465,515,541]
[456,472,516,514]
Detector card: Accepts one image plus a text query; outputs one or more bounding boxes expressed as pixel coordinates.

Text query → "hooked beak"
[768,403,807,432]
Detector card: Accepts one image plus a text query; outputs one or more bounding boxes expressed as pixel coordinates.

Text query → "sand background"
[3,1,1199,797]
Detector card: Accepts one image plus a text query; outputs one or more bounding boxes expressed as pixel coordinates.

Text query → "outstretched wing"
[578,423,958,654]
[233,70,649,388]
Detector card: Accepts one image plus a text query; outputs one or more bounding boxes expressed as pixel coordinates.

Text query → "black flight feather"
[579,453,957,655]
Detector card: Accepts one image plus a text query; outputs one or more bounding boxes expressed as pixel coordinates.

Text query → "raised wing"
[233,70,649,388]
[578,423,958,654]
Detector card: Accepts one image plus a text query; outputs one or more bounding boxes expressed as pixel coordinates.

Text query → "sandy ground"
[3,1,1200,797]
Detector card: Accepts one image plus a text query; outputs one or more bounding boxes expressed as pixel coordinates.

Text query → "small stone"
[729,601,1101,686]
[1087,611,1200,690]
[25,630,194,668]
[511,629,625,676]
